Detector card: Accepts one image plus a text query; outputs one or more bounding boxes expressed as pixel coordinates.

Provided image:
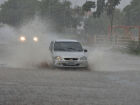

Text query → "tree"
[94,0,105,17]
[82,1,96,12]
[40,0,77,32]
[89,0,121,36]
[123,0,140,25]
[82,0,121,36]
[0,0,80,33]
[0,0,39,26]
[123,0,140,41]
[71,6,83,28]
[113,9,123,26]
[105,0,121,37]
[84,13,109,35]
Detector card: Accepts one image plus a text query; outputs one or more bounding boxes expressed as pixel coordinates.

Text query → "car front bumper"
[54,60,88,68]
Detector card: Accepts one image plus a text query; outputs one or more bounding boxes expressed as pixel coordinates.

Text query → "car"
[49,40,88,68]
[19,36,39,43]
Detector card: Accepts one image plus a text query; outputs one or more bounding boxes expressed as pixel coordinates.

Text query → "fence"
[88,35,134,48]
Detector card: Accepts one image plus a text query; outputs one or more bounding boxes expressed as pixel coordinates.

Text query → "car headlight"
[55,56,63,61]
[19,36,26,42]
[80,56,87,60]
[33,36,39,42]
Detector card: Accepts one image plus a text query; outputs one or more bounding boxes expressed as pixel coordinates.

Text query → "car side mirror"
[49,46,52,52]
[84,49,88,52]
[49,46,51,51]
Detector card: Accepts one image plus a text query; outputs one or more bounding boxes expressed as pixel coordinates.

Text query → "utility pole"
[85,0,88,44]
[64,0,66,33]
[139,26,140,41]
[48,0,52,17]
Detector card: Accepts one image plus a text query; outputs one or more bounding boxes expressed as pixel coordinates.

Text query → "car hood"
[53,51,85,58]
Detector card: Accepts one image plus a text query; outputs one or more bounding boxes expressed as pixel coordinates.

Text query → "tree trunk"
[110,9,115,45]
[110,10,114,39]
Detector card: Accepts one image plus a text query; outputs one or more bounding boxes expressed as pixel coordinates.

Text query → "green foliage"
[127,41,140,55]
[82,0,122,35]
[113,9,124,25]
[0,0,39,26]
[71,6,83,28]
[0,0,80,32]
[82,1,96,12]
[105,0,121,36]
[40,0,73,32]
[84,13,109,35]
[94,0,121,17]
[123,0,140,25]
[106,0,121,16]
[0,0,137,36]
[94,0,105,17]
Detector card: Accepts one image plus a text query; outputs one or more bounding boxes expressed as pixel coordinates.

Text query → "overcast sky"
[0,0,6,3]
[0,0,132,9]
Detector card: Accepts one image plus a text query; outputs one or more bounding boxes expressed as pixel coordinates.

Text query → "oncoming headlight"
[55,56,62,61]
[19,36,26,42]
[33,36,39,42]
[80,56,87,60]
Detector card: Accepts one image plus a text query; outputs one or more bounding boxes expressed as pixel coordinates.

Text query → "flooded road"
[0,67,140,105]
[0,44,140,105]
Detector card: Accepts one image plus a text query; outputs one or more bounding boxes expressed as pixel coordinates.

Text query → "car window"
[54,42,83,52]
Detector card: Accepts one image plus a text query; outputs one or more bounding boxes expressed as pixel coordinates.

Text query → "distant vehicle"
[49,40,88,68]
[19,36,39,43]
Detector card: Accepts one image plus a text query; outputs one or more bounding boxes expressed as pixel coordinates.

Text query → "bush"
[127,41,140,55]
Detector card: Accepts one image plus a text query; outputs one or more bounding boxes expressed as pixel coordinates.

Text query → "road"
[0,44,140,105]
[0,67,140,105]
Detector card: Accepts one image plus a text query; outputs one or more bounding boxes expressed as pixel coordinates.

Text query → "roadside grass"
[126,41,140,55]
[111,41,140,55]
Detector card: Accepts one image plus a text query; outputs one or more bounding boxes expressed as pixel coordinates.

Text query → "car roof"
[54,40,79,42]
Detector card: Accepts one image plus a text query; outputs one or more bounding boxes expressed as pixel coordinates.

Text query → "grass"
[126,41,140,55]
[110,41,140,55]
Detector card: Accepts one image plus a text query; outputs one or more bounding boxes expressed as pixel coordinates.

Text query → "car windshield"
[54,42,83,52]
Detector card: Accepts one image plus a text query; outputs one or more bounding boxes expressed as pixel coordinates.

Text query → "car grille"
[63,63,80,66]
[64,58,78,61]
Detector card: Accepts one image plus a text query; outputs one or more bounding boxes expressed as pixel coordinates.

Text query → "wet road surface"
[0,67,140,105]
[1,44,140,105]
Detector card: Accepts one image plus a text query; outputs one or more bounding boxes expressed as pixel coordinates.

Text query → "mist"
[0,17,59,68]
[1,16,140,71]
[88,47,140,71]
[0,16,79,68]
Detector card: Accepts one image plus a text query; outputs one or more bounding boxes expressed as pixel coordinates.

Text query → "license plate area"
[63,61,78,66]
[67,62,75,66]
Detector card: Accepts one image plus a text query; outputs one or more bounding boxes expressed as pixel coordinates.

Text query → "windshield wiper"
[67,48,82,51]
[55,48,66,51]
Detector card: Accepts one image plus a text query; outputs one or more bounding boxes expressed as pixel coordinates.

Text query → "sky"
[0,0,5,4]
[0,0,7,5]
[0,0,132,9]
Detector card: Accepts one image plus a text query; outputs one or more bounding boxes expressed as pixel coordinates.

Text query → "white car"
[49,40,88,68]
